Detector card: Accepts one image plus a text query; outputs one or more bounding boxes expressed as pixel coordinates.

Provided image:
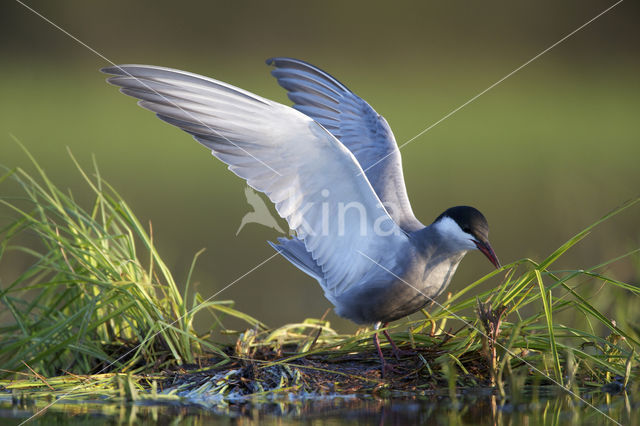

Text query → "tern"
[102,58,500,374]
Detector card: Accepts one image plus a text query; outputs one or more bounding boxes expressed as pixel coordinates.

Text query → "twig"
[308,308,332,351]
[21,361,54,390]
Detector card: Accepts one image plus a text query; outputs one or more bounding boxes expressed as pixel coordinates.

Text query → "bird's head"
[432,206,500,268]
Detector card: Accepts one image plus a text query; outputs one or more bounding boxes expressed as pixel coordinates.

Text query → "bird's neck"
[410,224,470,257]
[409,225,438,252]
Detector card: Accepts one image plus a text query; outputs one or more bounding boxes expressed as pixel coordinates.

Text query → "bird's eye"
[462,227,471,234]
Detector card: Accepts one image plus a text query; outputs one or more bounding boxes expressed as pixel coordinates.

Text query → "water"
[1,390,636,425]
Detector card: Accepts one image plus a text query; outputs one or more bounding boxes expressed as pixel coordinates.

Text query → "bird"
[101,57,500,374]
[236,186,285,236]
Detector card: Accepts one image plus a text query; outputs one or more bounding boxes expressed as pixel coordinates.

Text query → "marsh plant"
[0,144,263,377]
[1,146,639,406]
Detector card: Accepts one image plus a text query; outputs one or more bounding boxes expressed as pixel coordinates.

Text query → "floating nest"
[161,343,493,402]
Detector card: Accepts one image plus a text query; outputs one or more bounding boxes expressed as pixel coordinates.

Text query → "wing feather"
[102,64,408,296]
[267,57,424,232]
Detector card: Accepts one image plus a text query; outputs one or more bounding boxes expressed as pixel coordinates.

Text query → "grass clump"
[0,144,262,378]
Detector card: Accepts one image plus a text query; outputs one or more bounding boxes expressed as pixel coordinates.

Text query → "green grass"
[0,146,639,409]
[0,142,263,377]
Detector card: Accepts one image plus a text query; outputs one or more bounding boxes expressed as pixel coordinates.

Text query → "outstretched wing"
[267,57,423,232]
[102,65,408,296]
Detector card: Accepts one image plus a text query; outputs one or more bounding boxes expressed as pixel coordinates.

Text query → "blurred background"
[1,1,639,334]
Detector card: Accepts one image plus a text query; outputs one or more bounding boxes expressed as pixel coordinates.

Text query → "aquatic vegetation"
[0,142,264,377]
[0,147,638,418]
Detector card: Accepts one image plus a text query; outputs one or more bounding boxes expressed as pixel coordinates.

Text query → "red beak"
[474,240,501,269]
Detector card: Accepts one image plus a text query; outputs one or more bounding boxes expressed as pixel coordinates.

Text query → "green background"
[1,1,638,332]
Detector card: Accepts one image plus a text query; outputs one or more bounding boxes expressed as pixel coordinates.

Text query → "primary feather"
[266,57,423,232]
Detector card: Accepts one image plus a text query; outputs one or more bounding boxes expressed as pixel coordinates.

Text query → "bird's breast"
[332,249,465,324]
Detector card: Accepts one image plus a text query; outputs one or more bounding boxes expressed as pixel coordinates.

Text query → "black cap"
[435,206,489,243]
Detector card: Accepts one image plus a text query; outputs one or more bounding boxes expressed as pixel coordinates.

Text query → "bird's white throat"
[433,216,478,252]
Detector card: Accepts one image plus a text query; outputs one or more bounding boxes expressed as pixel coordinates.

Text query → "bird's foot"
[381,328,415,360]
[390,347,416,360]
[374,323,412,378]
[379,360,407,378]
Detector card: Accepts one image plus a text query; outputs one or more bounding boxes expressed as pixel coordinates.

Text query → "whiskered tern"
[102,58,500,374]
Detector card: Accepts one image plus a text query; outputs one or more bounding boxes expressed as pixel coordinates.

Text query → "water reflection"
[0,390,635,425]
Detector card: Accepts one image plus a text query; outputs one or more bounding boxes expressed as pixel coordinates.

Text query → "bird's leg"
[381,322,400,354]
[381,322,414,359]
[373,322,388,376]
[373,322,385,363]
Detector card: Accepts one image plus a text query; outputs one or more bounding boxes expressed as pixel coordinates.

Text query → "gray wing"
[267,57,423,232]
[101,64,408,297]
